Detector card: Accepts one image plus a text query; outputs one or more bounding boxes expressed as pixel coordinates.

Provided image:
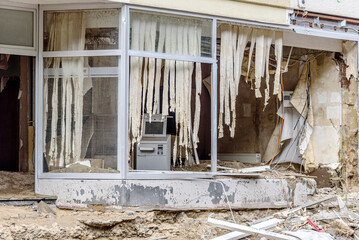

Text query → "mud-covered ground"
[1,171,359,239]
[1,199,359,240]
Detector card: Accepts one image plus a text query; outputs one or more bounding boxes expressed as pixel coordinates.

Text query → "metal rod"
[293,25,359,41]
[294,10,359,25]
[128,50,215,64]
[38,172,214,180]
[128,4,213,20]
[211,18,218,173]
[42,50,122,58]
[35,5,45,188]
[119,5,129,179]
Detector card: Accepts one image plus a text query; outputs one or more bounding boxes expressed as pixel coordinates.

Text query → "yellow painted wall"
[234,0,290,8]
[7,0,290,25]
[128,0,289,25]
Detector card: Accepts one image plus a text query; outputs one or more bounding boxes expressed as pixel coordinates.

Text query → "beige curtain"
[129,15,203,165]
[45,12,85,168]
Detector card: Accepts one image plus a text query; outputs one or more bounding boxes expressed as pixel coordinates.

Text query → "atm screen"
[144,121,165,135]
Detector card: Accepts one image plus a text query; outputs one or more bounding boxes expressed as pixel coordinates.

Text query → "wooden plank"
[19,56,29,171]
[238,166,270,173]
[211,218,283,240]
[208,217,298,240]
[28,125,35,171]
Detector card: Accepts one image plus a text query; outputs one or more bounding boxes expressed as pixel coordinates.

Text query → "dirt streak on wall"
[341,41,358,180]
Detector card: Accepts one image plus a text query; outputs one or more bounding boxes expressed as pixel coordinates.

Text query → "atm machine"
[136,114,171,171]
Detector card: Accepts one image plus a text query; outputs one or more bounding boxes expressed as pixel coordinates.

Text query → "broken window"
[43,56,119,173]
[128,11,213,172]
[130,10,212,57]
[42,9,121,173]
[43,9,120,51]
[215,21,342,173]
[0,8,34,47]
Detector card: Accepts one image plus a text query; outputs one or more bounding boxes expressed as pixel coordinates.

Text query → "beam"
[211,218,283,240]
[208,217,298,240]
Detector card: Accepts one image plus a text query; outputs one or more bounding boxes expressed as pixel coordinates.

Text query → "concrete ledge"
[37,178,294,210]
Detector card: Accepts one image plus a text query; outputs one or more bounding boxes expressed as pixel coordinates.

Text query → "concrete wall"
[290,0,359,20]
[235,0,290,8]
[7,0,359,28]
[8,0,290,25]
[342,41,358,178]
[310,54,341,167]
[37,178,291,209]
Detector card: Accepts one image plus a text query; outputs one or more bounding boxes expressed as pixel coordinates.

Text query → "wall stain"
[113,184,170,206]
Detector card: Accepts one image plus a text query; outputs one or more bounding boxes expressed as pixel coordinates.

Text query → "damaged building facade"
[0,0,359,209]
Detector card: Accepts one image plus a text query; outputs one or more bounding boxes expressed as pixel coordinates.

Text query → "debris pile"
[208,195,359,240]
[1,191,359,239]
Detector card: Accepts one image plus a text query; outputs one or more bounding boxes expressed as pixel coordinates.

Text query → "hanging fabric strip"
[58,13,69,167]
[273,31,283,100]
[137,17,146,139]
[47,12,85,167]
[263,31,273,109]
[142,20,151,116]
[48,13,65,167]
[43,13,56,155]
[71,13,85,164]
[176,24,184,145]
[234,27,251,94]
[192,23,202,148]
[64,76,72,165]
[59,70,67,168]
[218,24,282,139]
[62,59,73,165]
[153,21,165,114]
[146,21,157,120]
[246,29,257,83]
[162,21,171,116]
[129,16,142,147]
[218,24,229,138]
[129,16,206,165]
[162,20,172,116]
[224,25,233,128]
[254,30,265,98]
[169,20,177,112]
[230,27,251,138]
[183,23,191,156]
[48,61,59,167]
[228,26,237,137]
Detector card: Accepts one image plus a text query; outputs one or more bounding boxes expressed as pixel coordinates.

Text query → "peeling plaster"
[37,178,297,210]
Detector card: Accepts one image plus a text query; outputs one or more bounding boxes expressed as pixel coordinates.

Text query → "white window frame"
[126,5,218,179]
[35,3,359,181]
[36,3,124,180]
[0,1,37,56]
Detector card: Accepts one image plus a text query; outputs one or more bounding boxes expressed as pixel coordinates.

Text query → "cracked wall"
[342,41,358,180]
[37,179,291,210]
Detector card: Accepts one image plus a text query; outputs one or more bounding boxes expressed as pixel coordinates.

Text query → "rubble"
[208,195,359,240]
[0,189,359,239]
[79,218,130,229]
[1,171,359,239]
[36,201,56,216]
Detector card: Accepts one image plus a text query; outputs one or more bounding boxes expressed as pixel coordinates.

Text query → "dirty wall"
[217,43,358,174]
[300,53,341,170]
[342,41,358,179]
